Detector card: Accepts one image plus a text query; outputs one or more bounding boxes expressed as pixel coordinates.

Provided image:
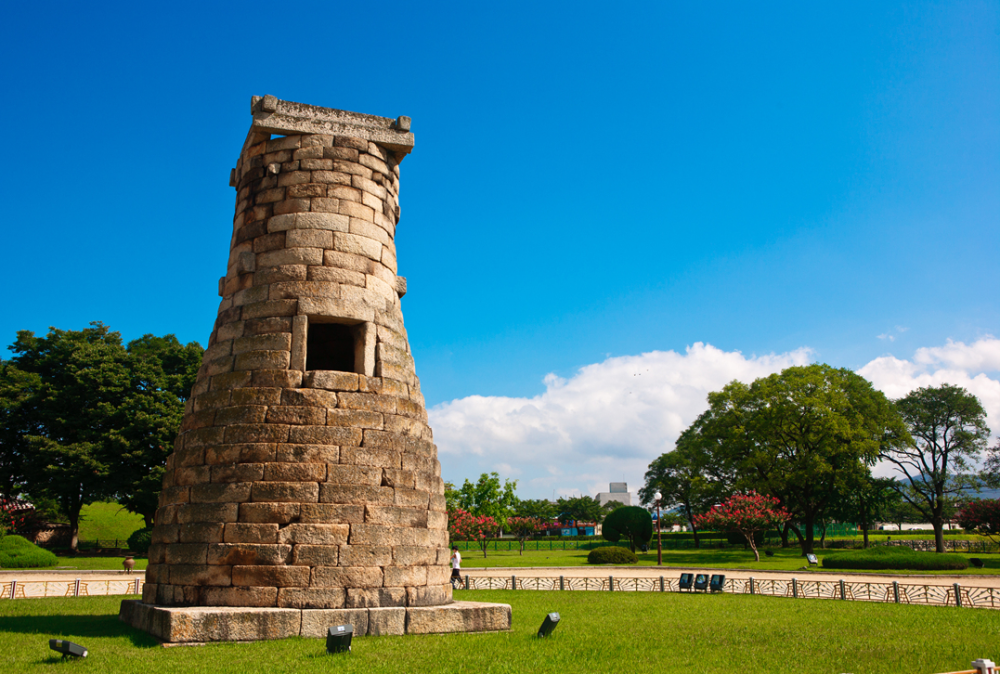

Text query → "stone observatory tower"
[121,96,509,643]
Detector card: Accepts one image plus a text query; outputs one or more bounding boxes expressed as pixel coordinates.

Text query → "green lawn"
[0,591,996,673]
[76,502,145,545]
[461,546,1000,575]
[52,557,149,571]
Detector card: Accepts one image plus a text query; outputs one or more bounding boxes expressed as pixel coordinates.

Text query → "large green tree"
[640,424,727,549]
[882,384,989,553]
[513,498,557,521]
[456,472,519,523]
[555,495,608,524]
[693,364,910,554]
[0,323,202,548]
[114,334,202,526]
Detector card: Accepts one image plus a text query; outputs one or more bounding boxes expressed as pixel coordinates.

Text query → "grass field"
[0,591,996,673]
[76,502,145,545]
[460,546,1000,575]
[51,557,149,571]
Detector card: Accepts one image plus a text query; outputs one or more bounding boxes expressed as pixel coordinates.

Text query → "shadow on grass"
[634,548,804,567]
[0,613,159,647]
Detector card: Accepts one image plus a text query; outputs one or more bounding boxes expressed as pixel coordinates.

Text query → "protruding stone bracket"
[249,95,415,156]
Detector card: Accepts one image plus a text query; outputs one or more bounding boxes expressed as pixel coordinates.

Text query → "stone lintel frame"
[248,95,414,155]
[290,315,376,377]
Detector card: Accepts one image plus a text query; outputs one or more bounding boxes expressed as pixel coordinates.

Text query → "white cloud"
[877,333,895,342]
[857,335,1000,438]
[430,343,812,500]
[431,336,1000,501]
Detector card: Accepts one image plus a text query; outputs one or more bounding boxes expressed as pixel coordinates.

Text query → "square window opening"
[306,322,357,373]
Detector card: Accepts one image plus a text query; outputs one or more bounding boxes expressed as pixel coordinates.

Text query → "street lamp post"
[654,491,662,566]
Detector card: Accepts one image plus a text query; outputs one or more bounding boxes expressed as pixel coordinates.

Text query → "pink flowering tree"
[449,509,503,558]
[506,517,542,555]
[957,499,1000,545]
[695,492,791,562]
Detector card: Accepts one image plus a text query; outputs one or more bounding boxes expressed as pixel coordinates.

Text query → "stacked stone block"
[143,97,450,611]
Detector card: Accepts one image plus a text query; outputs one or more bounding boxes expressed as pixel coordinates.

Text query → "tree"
[448,509,502,558]
[640,426,727,549]
[693,364,910,554]
[957,499,1000,545]
[882,384,989,553]
[513,499,557,521]
[114,334,202,526]
[695,492,791,561]
[506,517,543,554]
[456,473,518,523]
[831,476,901,548]
[555,495,605,524]
[981,441,1000,489]
[0,323,202,549]
[602,505,653,553]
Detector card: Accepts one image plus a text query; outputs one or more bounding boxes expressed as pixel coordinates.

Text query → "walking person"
[450,545,462,589]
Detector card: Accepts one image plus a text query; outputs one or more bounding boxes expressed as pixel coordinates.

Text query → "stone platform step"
[119,600,510,643]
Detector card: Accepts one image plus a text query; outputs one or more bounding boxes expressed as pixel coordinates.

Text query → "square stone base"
[119,600,511,643]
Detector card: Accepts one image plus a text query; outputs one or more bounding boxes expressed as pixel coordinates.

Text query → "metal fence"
[1,578,142,600]
[884,540,999,554]
[461,574,1000,610]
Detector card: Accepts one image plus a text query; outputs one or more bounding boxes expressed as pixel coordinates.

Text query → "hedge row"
[822,545,968,571]
[0,535,59,568]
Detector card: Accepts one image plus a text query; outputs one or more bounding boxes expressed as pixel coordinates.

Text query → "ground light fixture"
[326,625,353,654]
[537,612,560,637]
[49,639,87,658]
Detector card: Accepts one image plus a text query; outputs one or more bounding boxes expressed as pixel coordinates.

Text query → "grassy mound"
[0,535,59,568]
[78,501,145,543]
[822,545,968,571]
[587,546,638,564]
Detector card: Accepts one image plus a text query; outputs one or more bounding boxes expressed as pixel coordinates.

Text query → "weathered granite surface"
[120,600,510,643]
[142,97,456,614]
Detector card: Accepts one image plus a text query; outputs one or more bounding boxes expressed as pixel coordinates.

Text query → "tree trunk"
[933,495,945,553]
[68,513,80,554]
[862,527,870,549]
[801,517,815,555]
[779,522,791,548]
[819,522,827,549]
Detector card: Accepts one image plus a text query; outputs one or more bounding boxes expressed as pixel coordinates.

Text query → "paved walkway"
[463,565,1000,588]
[3,566,997,589]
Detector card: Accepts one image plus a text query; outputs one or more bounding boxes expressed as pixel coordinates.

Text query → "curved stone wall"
[143,104,449,610]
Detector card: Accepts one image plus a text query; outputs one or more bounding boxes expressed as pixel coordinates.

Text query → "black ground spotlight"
[537,612,560,638]
[49,639,87,659]
[326,625,353,654]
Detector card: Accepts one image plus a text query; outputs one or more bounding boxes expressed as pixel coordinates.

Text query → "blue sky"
[3,2,998,499]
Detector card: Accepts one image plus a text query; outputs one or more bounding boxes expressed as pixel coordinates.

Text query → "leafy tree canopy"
[883,384,989,552]
[640,426,727,548]
[0,323,203,548]
[602,505,653,553]
[691,364,909,554]
[456,472,518,523]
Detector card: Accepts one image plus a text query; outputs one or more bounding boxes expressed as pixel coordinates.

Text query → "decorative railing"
[460,574,1000,610]
[0,578,143,600]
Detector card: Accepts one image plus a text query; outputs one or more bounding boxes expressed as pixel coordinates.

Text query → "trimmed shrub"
[0,535,59,568]
[127,527,153,554]
[587,546,638,564]
[602,506,653,552]
[822,545,968,571]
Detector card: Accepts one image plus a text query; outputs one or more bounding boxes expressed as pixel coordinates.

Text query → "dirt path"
[0,570,144,583]
[464,565,1000,588]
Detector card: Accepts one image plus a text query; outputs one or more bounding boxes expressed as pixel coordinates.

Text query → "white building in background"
[596,482,634,507]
